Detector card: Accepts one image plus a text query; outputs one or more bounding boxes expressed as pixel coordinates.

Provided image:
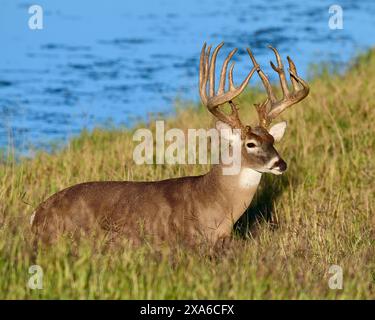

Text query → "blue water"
[1,0,375,154]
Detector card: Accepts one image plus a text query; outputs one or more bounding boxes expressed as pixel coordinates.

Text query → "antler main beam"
[247,46,309,128]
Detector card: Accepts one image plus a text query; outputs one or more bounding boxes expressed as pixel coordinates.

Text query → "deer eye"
[246,142,257,148]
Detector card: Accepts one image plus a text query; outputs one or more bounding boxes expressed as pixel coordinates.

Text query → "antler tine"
[268,46,290,99]
[254,99,269,128]
[247,47,276,127]
[209,42,224,97]
[199,42,257,130]
[247,48,277,104]
[199,43,212,106]
[287,56,299,91]
[228,101,243,128]
[218,48,237,94]
[287,56,309,93]
[228,63,235,90]
[199,42,207,105]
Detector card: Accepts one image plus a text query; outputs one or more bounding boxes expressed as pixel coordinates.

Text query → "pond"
[1,0,374,154]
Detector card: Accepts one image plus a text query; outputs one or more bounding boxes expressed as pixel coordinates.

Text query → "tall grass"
[0,50,374,299]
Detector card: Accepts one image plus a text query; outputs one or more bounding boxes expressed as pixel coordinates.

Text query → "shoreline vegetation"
[0,50,374,299]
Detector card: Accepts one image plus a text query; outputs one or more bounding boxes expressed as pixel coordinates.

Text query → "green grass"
[0,49,374,299]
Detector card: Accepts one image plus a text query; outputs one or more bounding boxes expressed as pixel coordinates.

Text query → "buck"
[31,42,309,246]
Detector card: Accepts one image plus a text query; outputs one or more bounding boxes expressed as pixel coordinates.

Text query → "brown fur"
[32,165,257,246]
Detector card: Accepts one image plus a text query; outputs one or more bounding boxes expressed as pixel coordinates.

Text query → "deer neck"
[206,164,262,222]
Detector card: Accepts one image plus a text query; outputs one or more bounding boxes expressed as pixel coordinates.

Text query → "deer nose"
[273,159,287,172]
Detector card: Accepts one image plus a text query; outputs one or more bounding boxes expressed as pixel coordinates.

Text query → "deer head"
[199,43,309,175]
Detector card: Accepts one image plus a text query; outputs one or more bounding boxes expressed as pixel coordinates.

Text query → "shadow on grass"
[234,173,291,239]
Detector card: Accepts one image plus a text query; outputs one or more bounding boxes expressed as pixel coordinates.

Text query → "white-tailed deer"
[31,42,309,247]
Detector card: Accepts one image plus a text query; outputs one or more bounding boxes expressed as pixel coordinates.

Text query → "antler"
[247,46,309,128]
[199,42,257,130]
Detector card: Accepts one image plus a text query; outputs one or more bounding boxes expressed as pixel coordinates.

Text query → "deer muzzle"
[271,158,287,173]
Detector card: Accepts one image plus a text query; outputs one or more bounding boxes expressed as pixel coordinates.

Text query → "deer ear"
[269,121,287,142]
[216,121,241,145]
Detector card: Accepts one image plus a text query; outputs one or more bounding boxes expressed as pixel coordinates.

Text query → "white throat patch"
[239,168,262,188]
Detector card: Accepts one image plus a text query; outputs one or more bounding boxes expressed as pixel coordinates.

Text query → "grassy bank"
[0,50,374,299]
